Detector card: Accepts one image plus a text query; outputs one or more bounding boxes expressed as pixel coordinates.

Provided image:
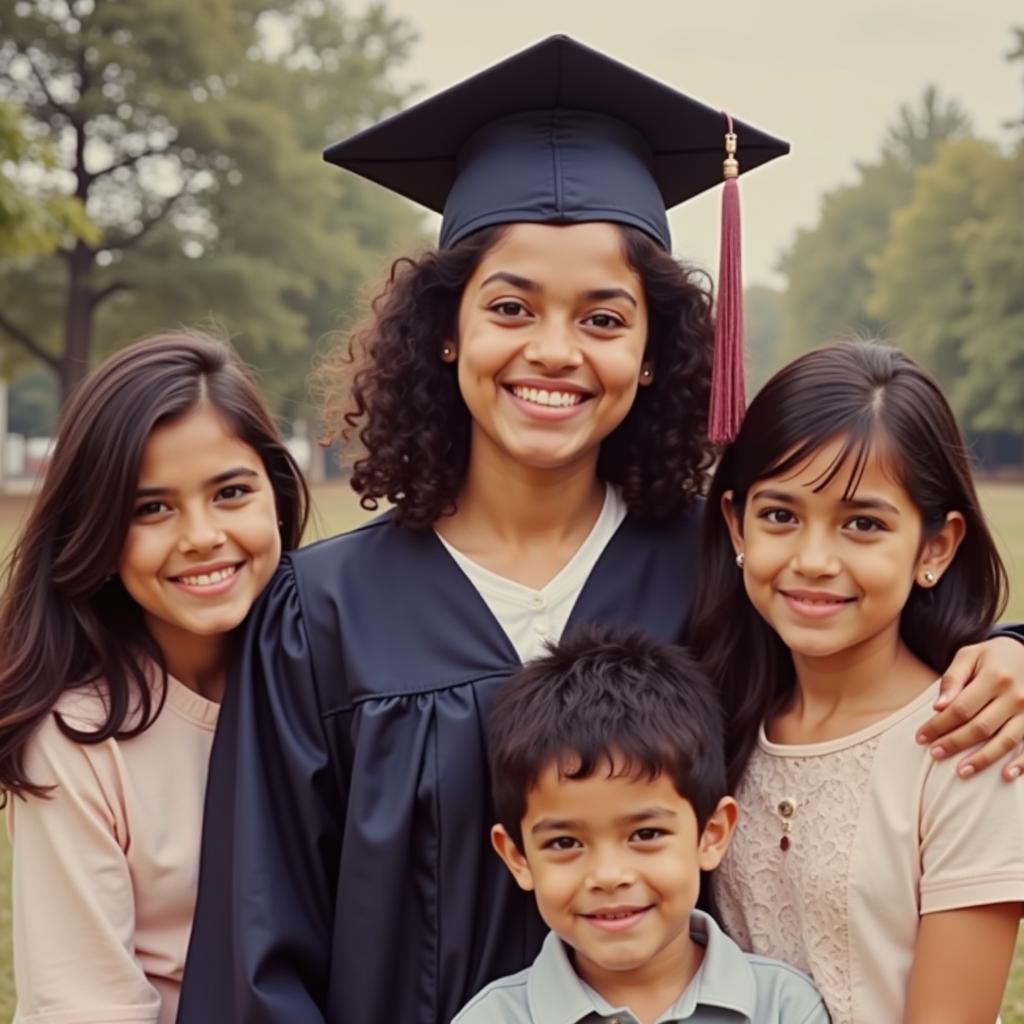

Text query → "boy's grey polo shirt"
[451,910,829,1024]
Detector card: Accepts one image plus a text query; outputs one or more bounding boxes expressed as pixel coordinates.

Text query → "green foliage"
[0,99,96,258]
[881,85,972,166]
[777,87,971,362]
[870,141,1024,433]
[776,31,1024,438]
[744,284,784,393]
[0,0,423,409]
[777,158,913,359]
[6,364,58,435]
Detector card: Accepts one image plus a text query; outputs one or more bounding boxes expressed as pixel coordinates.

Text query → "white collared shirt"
[436,485,628,664]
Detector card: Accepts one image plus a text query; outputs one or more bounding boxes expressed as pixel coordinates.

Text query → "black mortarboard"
[324,34,790,442]
[323,34,788,251]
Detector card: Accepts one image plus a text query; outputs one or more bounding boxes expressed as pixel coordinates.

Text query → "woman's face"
[118,404,282,662]
[452,222,651,475]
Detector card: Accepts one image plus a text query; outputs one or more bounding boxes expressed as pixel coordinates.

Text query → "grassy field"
[0,481,1021,1020]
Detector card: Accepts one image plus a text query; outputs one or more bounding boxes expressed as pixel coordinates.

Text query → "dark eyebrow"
[749,488,798,505]
[479,271,539,292]
[479,275,637,309]
[619,806,677,823]
[531,817,579,835]
[750,487,899,515]
[530,806,677,834]
[839,496,901,515]
[135,467,259,499]
[583,287,637,308]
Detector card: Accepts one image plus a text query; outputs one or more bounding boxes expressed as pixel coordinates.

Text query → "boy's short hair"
[488,624,727,848]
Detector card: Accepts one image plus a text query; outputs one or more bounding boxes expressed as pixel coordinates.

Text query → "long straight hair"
[690,341,1007,788]
[0,331,309,800]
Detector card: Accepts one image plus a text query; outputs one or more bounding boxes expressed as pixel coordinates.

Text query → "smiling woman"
[0,332,307,1024]
[118,406,283,697]
[445,223,652,482]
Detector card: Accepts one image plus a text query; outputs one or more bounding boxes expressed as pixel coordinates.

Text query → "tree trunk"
[59,241,95,404]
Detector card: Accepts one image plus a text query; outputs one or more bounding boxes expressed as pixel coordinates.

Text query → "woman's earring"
[922,570,936,585]
[735,552,745,569]
[441,343,456,362]
[640,365,653,382]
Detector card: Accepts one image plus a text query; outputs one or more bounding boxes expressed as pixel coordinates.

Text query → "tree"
[744,284,784,393]
[881,85,972,166]
[0,0,421,405]
[6,364,58,435]
[869,140,1024,433]
[777,158,911,359]
[1009,27,1024,134]
[0,98,94,258]
[777,87,971,361]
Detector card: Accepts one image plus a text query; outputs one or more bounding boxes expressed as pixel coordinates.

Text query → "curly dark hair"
[318,224,715,528]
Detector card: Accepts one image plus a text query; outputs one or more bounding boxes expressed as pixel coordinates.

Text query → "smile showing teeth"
[589,908,644,920]
[510,385,585,408]
[176,565,239,587]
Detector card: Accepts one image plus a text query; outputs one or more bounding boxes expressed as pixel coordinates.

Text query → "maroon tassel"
[709,118,746,444]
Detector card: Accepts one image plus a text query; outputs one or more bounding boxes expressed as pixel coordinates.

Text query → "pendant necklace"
[777,796,797,851]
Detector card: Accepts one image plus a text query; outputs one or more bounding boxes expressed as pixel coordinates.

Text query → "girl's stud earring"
[735,552,745,569]
[640,366,652,380]
[922,570,936,585]
[441,343,455,361]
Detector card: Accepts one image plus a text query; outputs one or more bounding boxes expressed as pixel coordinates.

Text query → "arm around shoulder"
[178,562,342,1023]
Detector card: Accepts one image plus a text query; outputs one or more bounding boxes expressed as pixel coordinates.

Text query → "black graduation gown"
[177,504,702,1023]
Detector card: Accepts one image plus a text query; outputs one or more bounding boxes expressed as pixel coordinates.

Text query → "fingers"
[951,713,1024,779]
[917,678,991,749]
[931,643,984,713]
[915,636,1024,778]
[1001,749,1024,782]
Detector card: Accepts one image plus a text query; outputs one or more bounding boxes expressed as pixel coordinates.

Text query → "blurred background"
[1,0,1022,1018]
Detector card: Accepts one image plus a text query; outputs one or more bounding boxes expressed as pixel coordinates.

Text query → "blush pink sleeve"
[9,713,161,1023]
[919,743,1024,916]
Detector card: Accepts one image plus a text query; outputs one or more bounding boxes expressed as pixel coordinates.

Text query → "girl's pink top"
[715,680,1024,1024]
[9,674,219,1024]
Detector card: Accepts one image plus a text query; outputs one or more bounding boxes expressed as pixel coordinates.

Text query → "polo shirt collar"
[525,910,758,1024]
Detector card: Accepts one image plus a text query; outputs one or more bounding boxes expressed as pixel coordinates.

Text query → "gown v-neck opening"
[433,485,628,663]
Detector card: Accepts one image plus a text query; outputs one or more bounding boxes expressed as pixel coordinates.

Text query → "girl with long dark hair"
[694,342,1024,1023]
[0,331,308,1024]
[180,39,1024,1023]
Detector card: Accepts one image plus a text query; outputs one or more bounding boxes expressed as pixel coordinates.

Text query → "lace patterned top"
[714,681,1024,1024]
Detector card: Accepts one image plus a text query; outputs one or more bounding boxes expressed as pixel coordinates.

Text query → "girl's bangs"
[756,417,897,502]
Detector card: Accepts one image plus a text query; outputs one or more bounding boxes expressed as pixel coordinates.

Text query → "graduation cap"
[324,35,790,442]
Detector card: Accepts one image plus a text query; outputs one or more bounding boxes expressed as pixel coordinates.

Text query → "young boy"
[454,625,828,1024]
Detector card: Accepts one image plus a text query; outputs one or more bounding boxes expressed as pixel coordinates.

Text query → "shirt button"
[530,595,544,609]
[533,621,548,636]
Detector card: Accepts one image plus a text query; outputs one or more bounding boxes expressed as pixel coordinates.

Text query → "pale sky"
[351,0,1021,286]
